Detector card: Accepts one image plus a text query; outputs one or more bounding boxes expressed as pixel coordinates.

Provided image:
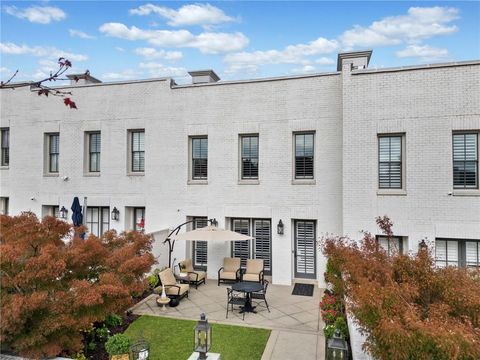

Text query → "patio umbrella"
[71,197,83,226]
[172,225,254,242]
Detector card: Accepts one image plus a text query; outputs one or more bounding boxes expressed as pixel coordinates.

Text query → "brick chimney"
[66,71,101,85]
[188,70,220,84]
[337,50,373,71]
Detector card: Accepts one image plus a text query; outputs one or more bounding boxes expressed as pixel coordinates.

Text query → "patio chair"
[226,288,246,320]
[218,257,242,286]
[242,259,264,283]
[155,268,189,301]
[179,259,206,289]
[251,279,270,312]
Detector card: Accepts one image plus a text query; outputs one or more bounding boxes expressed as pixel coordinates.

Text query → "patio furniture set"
[154,257,270,320]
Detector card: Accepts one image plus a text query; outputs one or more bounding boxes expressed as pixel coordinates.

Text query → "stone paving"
[130,280,326,359]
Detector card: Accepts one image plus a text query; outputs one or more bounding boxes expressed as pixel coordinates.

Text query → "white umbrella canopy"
[172,225,254,242]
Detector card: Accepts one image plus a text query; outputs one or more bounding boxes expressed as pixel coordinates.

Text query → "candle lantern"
[194,313,212,360]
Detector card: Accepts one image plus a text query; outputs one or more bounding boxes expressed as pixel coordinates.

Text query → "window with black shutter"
[295,133,314,179]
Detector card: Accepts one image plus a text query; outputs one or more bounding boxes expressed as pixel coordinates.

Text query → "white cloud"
[291,65,316,74]
[102,69,142,81]
[340,6,459,48]
[139,62,187,77]
[134,47,183,61]
[396,44,449,61]
[0,42,88,62]
[4,5,66,24]
[99,22,248,54]
[69,29,96,40]
[115,47,125,52]
[129,3,235,27]
[224,37,337,73]
[315,57,335,65]
[0,66,11,73]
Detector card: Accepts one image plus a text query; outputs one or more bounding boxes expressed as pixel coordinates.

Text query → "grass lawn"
[124,315,271,360]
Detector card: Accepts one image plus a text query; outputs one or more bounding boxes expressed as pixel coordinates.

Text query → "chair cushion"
[224,257,240,272]
[180,259,194,273]
[246,259,264,274]
[159,268,176,286]
[243,273,261,282]
[189,271,206,281]
[166,283,189,296]
[219,270,237,280]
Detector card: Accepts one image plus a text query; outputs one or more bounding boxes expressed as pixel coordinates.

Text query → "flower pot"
[111,354,129,360]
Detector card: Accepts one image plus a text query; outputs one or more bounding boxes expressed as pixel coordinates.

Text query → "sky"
[1,1,479,84]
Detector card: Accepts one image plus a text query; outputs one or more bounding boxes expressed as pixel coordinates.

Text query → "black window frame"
[133,207,145,232]
[86,206,110,237]
[241,134,259,180]
[191,136,208,180]
[376,235,404,255]
[1,128,9,167]
[294,132,315,179]
[378,134,403,189]
[192,217,208,270]
[48,133,60,173]
[453,132,478,189]
[131,130,145,173]
[435,238,480,268]
[88,132,101,173]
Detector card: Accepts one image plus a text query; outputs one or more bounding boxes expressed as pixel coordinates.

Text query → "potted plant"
[105,334,131,360]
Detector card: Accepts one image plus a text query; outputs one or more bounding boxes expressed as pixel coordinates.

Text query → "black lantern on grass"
[326,330,349,360]
[130,335,149,360]
[194,313,211,360]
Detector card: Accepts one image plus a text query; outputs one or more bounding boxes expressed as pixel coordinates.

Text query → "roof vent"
[188,70,220,84]
[66,71,102,85]
[337,50,372,71]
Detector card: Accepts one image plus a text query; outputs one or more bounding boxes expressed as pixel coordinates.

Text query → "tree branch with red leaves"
[0,57,82,109]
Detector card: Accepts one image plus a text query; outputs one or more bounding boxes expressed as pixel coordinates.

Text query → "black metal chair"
[226,288,247,320]
[251,279,270,312]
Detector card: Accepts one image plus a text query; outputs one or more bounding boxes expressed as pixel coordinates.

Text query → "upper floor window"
[1,128,9,167]
[294,132,314,179]
[378,135,402,189]
[453,133,478,189]
[48,133,60,173]
[130,130,145,173]
[88,132,101,173]
[191,137,208,180]
[241,135,259,180]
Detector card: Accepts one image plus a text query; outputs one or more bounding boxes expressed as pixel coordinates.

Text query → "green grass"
[124,315,271,360]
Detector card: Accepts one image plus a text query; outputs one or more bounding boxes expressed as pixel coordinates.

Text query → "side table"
[156,296,170,311]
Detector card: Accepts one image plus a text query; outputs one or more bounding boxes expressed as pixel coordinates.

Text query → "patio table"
[232,281,263,313]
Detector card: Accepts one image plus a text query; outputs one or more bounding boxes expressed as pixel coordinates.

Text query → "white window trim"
[377,133,406,195]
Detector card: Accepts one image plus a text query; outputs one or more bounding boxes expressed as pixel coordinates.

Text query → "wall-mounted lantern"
[419,238,428,251]
[277,220,284,235]
[111,207,120,221]
[59,206,68,219]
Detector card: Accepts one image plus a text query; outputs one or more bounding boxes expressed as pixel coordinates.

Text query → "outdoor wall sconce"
[111,207,120,221]
[194,313,212,360]
[209,218,218,227]
[326,330,349,359]
[59,206,68,219]
[419,238,428,251]
[130,335,149,360]
[277,219,284,235]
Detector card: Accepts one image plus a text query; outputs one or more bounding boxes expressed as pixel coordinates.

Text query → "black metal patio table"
[232,281,263,313]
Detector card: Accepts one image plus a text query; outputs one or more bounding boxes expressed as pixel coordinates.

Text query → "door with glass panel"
[86,207,110,237]
[294,220,316,279]
[192,217,208,270]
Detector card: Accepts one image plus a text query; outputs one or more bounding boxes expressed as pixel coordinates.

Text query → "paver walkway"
[130,280,325,359]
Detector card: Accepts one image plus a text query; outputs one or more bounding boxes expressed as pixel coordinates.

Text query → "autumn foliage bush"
[0,212,155,358]
[321,216,480,360]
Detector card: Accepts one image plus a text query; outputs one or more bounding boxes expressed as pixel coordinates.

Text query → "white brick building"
[1,50,479,287]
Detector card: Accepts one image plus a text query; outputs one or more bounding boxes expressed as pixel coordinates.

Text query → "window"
[436,238,480,268]
[377,236,403,256]
[133,207,145,231]
[241,135,259,179]
[86,207,110,237]
[191,137,208,180]
[130,130,145,173]
[378,135,402,189]
[294,132,314,179]
[0,197,8,215]
[48,133,60,173]
[231,218,272,274]
[453,133,478,189]
[1,128,9,167]
[43,205,60,218]
[88,132,101,172]
[192,217,208,269]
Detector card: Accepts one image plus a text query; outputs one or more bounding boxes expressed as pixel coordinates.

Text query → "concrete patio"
[130,280,326,359]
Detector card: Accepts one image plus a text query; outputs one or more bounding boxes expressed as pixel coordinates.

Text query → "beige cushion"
[219,271,237,280]
[159,268,176,286]
[246,259,264,274]
[166,283,189,296]
[224,257,240,272]
[180,259,194,273]
[243,273,261,282]
[189,271,206,281]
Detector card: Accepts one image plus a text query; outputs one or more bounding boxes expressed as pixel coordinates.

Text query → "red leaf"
[69,101,77,109]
